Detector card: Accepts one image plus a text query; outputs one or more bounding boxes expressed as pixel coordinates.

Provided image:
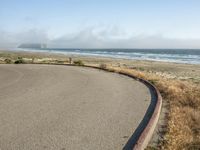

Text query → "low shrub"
[14,57,24,64]
[99,63,107,69]
[73,60,84,66]
[4,58,12,64]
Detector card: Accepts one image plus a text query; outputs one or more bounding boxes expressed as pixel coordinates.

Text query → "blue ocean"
[17,48,200,64]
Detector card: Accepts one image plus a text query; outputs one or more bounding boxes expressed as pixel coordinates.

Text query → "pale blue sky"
[1,0,200,48]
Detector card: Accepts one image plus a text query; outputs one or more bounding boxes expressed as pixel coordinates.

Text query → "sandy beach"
[1,50,200,84]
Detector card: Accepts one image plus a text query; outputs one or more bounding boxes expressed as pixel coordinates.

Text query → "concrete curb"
[128,75,162,150]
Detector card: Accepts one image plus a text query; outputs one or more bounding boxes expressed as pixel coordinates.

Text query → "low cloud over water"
[1,27,200,49]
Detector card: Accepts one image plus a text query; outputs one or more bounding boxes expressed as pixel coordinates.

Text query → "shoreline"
[1,49,200,66]
[3,48,200,65]
[1,49,200,83]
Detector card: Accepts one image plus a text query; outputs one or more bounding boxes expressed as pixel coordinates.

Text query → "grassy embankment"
[0,51,200,149]
[103,65,200,150]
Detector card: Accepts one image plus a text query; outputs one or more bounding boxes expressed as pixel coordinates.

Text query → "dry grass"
[157,81,200,150]
[102,65,200,150]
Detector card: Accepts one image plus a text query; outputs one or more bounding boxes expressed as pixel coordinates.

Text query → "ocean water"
[16,48,200,64]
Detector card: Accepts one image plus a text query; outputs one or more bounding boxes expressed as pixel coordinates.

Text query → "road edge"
[83,65,163,150]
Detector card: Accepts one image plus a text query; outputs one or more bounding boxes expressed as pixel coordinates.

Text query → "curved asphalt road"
[0,64,151,150]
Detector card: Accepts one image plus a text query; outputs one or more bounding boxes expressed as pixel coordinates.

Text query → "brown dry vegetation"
[157,81,200,150]
[101,65,200,150]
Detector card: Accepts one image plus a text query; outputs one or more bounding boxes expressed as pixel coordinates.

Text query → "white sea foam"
[14,48,200,64]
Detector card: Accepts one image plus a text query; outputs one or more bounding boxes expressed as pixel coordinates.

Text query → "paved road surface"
[0,64,151,150]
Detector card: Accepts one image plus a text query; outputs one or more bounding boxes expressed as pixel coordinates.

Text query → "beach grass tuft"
[4,58,12,64]
[14,57,25,64]
[73,60,84,66]
[99,63,107,69]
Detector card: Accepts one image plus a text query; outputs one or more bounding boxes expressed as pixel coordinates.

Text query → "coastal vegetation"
[103,65,200,150]
[4,58,12,64]
[73,60,84,66]
[99,63,107,69]
[14,57,24,64]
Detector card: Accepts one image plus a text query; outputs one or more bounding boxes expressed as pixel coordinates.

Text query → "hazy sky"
[1,0,200,48]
